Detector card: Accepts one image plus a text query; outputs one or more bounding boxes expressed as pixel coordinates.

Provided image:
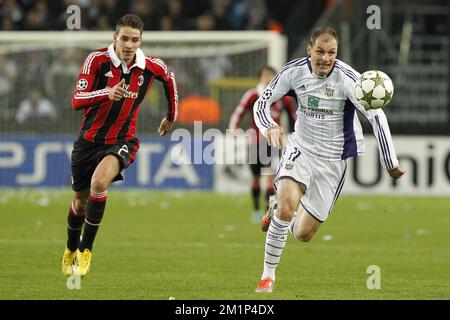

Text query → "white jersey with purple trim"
[253,57,399,169]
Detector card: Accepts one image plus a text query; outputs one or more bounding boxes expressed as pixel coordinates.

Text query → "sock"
[66,201,85,251]
[79,190,107,252]
[251,185,261,211]
[265,186,275,209]
[262,215,290,281]
[288,212,298,237]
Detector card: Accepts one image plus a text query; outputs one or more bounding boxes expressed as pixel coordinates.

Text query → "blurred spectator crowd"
[0,0,286,32]
[0,48,83,129]
[0,0,291,132]
[1,0,448,134]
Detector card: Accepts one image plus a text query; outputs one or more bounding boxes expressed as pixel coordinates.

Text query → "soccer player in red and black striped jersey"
[229,66,296,223]
[62,14,178,277]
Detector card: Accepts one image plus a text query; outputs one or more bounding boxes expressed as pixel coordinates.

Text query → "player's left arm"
[345,74,405,179]
[150,57,179,135]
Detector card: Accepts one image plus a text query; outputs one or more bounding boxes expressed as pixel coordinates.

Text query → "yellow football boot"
[77,249,92,277]
[62,248,78,277]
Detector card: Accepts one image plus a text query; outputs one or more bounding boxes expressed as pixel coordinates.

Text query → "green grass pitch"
[0,189,448,300]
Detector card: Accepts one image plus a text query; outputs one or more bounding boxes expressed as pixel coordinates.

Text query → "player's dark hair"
[258,66,277,78]
[115,14,144,34]
[309,27,339,47]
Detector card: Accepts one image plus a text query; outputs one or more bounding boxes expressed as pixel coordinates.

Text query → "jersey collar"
[108,43,145,73]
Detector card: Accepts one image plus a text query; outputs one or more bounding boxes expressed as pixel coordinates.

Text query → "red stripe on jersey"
[83,100,113,142]
[104,73,138,144]
[126,75,155,141]
[83,70,116,142]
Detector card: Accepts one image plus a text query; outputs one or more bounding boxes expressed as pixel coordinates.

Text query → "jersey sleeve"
[253,67,293,138]
[344,69,399,170]
[150,57,179,122]
[228,90,255,129]
[71,52,110,110]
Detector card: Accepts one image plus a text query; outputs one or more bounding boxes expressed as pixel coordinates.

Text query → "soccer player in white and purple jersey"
[254,27,405,293]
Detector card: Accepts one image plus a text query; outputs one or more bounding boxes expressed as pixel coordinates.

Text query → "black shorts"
[71,138,140,192]
[249,142,274,177]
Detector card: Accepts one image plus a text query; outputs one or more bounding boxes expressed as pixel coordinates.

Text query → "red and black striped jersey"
[229,84,297,144]
[72,44,178,144]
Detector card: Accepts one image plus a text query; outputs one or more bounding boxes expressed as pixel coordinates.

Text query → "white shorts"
[274,143,347,222]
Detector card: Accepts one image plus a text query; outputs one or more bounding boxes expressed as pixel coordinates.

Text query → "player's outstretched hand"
[108,79,128,101]
[158,117,174,136]
[267,125,283,149]
[388,166,405,179]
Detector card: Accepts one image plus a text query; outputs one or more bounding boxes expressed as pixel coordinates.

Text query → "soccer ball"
[354,70,394,109]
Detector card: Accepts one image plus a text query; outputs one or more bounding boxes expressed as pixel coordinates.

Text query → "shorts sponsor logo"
[285,163,294,170]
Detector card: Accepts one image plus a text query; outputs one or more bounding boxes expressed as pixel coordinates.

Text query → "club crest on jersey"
[76,78,88,91]
[262,88,273,100]
[137,74,144,86]
[325,86,334,97]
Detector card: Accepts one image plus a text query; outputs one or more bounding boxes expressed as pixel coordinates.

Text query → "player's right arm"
[253,66,293,148]
[342,67,405,179]
[71,51,123,110]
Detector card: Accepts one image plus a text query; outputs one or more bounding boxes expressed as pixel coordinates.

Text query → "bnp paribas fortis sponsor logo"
[307,95,320,108]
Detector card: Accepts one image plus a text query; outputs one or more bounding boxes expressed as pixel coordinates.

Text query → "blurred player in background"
[62,14,178,277]
[254,27,405,293]
[228,66,296,223]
